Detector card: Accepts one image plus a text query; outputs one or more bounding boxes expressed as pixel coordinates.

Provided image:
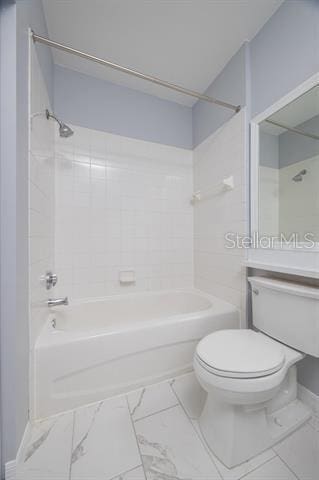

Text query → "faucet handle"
[47,296,69,307]
[46,271,58,290]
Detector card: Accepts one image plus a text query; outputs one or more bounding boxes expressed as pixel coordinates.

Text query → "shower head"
[292,169,307,182]
[46,109,73,138]
[59,122,74,138]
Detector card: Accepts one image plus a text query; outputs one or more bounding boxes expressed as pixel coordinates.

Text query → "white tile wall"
[259,156,319,242]
[193,110,247,320]
[29,65,246,334]
[29,45,55,345]
[54,126,193,300]
[259,165,279,236]
[279,155,319,241]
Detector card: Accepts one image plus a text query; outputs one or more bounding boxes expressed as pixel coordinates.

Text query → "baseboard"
[297,383,319,417]
[5,461,16,480]
[5,421,31,480]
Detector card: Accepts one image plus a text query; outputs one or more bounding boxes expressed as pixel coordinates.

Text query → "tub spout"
[48,297,69,307]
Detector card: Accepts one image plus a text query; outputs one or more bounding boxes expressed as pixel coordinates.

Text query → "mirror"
[258,85,319,244]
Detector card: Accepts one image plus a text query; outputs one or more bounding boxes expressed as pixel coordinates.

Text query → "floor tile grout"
[108,463,144,480]
[68,411,76,480]
[274,452,301,480]
[133,402,180,423]
[307,414,319,432]
[238,455,279,480]
[125,395,147,480]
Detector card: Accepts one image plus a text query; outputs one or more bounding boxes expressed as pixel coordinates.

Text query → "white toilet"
[194,276,318,468]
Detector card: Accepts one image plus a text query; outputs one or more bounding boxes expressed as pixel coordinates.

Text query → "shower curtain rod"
[265,119,319,141]
[31,31,241,113]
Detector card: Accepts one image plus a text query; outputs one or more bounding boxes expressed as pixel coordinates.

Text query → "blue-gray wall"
[192,0,319,146]
[0,2,19,473]
[279,115,319,168]
[259,115,319,169]
[17,0,53,102]
[54,65,193,149]
[0,0,53,472]
[192,44,248,147]
[259,131,279,168]
[250,0,319,118]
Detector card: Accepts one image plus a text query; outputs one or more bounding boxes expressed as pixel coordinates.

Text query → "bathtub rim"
[35,288,239,347]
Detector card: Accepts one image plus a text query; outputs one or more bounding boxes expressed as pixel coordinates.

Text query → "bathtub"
[34,289,239,418]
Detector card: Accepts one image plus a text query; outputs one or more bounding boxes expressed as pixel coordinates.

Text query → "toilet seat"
[196,330,285,379]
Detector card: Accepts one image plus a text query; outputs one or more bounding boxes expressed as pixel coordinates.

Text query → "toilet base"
[199,395,311,468]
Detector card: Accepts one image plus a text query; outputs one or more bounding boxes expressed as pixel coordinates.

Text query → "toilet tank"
[248,276,319,357]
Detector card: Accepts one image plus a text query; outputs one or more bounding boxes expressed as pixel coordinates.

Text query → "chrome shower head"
[292,169,307,182]
[58,122,74,138]
[46,109,73,138]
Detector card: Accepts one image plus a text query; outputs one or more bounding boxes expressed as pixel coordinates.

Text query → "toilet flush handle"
[252,288,259,295]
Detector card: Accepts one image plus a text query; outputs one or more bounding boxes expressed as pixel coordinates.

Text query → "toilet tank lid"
[248,276,319,300]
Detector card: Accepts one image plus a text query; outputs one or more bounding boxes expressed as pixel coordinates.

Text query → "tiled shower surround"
[193,111,247,319]
[54,127,193,300]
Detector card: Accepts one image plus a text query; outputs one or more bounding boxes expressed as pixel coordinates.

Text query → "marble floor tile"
[243,457,297,480]
[16,374,319,480]
[70,395,141,480]
[274,423,319,480]
[16,411,74,480]
[127,381,178,421]
[190,418,276,480]
[171,372,207,419]
[135,404,221,480]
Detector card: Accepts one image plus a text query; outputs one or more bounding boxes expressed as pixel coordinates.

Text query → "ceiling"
[42,0,283,107]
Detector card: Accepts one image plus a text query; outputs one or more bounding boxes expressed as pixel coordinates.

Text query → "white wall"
[54,126,193,300]
[29,45,55,345]
[193,110,247,321]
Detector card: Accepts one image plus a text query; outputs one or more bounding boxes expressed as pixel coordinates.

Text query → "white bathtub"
[34,289,239,418]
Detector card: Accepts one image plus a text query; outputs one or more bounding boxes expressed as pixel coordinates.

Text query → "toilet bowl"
[194,329,310,468]
[195,329,301,405]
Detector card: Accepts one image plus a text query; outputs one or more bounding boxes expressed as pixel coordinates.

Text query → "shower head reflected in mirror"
[292,169,307,182]
[45,109,74,138]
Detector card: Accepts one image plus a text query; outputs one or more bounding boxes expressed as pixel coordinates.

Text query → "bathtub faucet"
[47,297,69,307]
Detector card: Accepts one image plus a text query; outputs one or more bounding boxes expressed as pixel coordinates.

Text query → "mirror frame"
[250,72,319,250]
[247,72,319,278]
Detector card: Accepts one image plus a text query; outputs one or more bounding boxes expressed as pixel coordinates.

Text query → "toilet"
[194,276,319,468]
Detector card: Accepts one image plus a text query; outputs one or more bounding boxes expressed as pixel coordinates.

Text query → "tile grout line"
[169,380,224,480]
[125,395,147,480]
[133,403,180,423]
[236,454,280,480]
[274,451,301,480]
[68,411,76,480]
[307,414,319,432]
[108,463,144,480]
